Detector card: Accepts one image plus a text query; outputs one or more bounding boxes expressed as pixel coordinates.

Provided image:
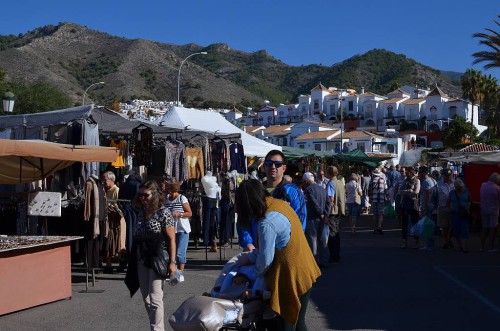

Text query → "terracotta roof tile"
[459,143,498,152]
[294,130,339,140]
[380,97,407,104]
[311,83,328,91]
[388,89,410,95]
[427,86,448,98]
[263,125,293,134]
[341,131,384,138]
[402,98,426,105]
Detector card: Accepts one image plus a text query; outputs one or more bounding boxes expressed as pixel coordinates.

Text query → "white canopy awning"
[159,107,281,157]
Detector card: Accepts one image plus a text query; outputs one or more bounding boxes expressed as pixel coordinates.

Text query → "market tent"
[438,150,500,165]
[334,149,393,168]
[282,146,336,160]
[159,107,281,157]
[0,139,119,184]
[0,105,92,129]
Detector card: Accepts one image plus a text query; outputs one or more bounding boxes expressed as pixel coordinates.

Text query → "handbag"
[326,214,340,236]
[151,247,170,280]
[355,185,361,205]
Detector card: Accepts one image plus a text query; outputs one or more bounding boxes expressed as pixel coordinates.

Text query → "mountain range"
[0,22,463,110]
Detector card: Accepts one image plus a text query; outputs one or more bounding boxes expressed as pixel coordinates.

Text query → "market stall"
[0,139,119,315]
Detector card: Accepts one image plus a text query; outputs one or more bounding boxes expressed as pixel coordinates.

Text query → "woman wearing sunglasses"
[125,180,176,331]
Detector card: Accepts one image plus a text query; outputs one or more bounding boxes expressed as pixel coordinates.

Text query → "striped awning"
[459,143,498,153]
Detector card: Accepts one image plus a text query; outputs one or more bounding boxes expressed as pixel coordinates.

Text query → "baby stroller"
[169,252,269,331]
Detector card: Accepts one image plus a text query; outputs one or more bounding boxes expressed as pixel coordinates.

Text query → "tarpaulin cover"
[0,139,119,184]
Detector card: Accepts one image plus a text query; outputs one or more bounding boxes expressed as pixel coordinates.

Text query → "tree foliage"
[442,116,478,146]
[472,15,500,70]
[0,77,72,114]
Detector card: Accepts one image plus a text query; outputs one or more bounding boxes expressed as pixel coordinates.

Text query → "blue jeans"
[176,231,189,264]
[305,218,329,266]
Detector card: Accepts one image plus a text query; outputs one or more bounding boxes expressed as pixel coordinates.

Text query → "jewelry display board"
[28,191,62,217]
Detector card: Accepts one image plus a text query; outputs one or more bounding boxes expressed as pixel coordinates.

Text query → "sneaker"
[209,246,218,253]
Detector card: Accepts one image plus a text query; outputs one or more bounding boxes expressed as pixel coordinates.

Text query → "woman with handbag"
[345,173,363,235]
[448,178,472,253]
[163,177,192,271]
[125,180,176,331]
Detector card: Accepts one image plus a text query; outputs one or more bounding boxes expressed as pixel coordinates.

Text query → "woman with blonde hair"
[345,173,363,234]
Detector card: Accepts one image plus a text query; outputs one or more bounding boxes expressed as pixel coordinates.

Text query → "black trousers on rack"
[219,198,234,245]
[202,197,219,247]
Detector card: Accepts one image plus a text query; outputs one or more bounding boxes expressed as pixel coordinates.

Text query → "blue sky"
[2,0,500,81]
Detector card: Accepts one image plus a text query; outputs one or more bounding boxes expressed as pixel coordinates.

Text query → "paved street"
[1,215,500,330]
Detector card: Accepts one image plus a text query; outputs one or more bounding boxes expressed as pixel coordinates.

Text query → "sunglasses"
[138,193,152,198]
[264,160,284,168]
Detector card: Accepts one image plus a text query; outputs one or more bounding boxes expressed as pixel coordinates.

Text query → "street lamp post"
[339,89,344,153]
[2,91,15,113]
[177,52,207,106]
[82,82,105,106]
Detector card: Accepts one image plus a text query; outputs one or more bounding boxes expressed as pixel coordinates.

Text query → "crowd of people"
[101,149,499,331]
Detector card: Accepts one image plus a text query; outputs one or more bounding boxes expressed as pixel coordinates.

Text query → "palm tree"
[461,69,484,142]
[472,15,500,69]
[481,74,500,137]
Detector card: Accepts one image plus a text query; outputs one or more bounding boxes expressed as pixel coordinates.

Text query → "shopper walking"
[400,167,420,248]
[479,173,500,252]
[369,167,388,234]
[418,166,438,250]
[437,168,454,249]
[302,172,330,268]
[448,178,472,253]
[235,179,321,331]
[326,165,345,263]
[163,177,192,270]
[345,173,362,235]
[125,180,176,331]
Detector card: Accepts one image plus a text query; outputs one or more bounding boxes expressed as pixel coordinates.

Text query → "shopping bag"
[409,217,425,237]
[421,217,435,239]
[384,204,396,219]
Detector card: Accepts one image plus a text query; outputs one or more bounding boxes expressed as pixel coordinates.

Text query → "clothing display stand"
[79,245,104,294]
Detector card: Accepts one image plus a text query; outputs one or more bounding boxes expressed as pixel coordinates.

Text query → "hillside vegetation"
[0,22,463,110]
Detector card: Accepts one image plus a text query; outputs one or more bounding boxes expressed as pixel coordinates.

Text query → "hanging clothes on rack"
[210,138,228,175]
[229,142,246,174]
[220,173,236,245]
[83,175,108,271]
[110,139,127,168]
[186,146,205,179]
[165,139,188,184]
[132,125,153,167]
[187,134,211,175]
[83,119,100,180]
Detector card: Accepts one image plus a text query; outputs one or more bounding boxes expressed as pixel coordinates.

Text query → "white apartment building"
[238,83,485,134]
